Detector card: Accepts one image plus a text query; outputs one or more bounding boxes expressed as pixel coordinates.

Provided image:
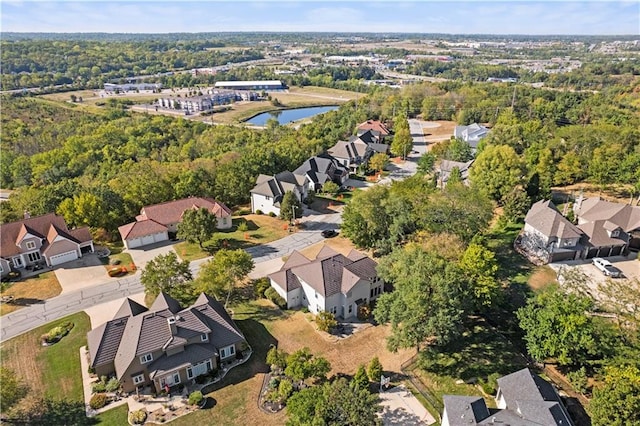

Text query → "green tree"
[446,138,474,162]
[177,207,217,249]
[374,244,469,352]
[502,188,532,223]
[57,192,104,228]
[517,286,597,366]
[0,368,28,415]
[279,191,302,222]
[447,167,463,186]
[390,126,413,159]
[140,252,195,305]
[417,152,436,175]
[315,311,337,332]
[286,378,382,426]
[590,364,640,426]
[341,185,392,249]
[322,181,340,196]
[367,356,383,383]
[555,151,585,185]
[352,365,370,390]
[368,152,389,175]
[266,347,289,370]
[195,249,254,308]
[284,347,331,383]
[469,144,524,204]
[459,242,499,309]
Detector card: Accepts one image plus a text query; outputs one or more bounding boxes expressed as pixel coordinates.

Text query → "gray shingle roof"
[525,200,583,240]
[88,318,129,368]
[442,395,490,425]
[577,197,640,232]
[113,298,148,320]
[148,344,218,379]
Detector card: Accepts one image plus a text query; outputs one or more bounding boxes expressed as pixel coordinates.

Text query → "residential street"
[0,211,341,342]
[0,120,424,342]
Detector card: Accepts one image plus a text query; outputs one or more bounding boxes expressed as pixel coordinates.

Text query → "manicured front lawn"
[94,404,129,425]
[0,311,91,400]
[175,215,291,262]
[0,271,62,316]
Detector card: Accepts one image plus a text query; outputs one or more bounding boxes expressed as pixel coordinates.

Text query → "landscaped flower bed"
[40,321,74,345]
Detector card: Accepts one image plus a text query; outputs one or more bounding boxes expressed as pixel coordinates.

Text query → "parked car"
[321,229,338,238]
[592,257,623,278]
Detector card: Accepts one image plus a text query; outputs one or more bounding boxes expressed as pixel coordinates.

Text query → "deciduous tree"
[590,364,640,426]
[279,191,302,222]
[469,144,523,204]
[140,252,195,305]
[177,207,217,249]
[195,249,253,308]
[368,152,389,175]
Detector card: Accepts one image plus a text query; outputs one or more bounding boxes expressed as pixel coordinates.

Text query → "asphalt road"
[378,119,426,185]
[0,212,341,342]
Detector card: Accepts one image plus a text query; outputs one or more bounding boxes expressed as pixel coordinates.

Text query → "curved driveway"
[0,212,340,342]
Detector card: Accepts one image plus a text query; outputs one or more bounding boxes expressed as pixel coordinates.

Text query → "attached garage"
[125,231,169,249]
[118,220,169,250]
[49,250,79,266]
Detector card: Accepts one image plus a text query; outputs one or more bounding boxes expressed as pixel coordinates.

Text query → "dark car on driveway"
[321,229,338,238]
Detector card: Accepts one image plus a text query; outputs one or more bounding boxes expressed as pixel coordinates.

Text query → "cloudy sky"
[1,1,638,35]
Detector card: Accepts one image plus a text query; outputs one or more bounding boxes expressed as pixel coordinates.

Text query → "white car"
[592,258,623,278]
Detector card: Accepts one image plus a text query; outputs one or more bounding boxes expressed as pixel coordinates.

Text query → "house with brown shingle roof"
[118,197,232,249]
[357,119,390,137]
[87,292,247,393]
[0,213,94,277]
[268,245,382,319]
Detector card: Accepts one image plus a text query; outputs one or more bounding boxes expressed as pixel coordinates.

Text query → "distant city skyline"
[1,1,638,35]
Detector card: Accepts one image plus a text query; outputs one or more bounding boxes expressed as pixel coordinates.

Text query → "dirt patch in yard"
[528,266,559,291]
[423,120,456,140]
[270,311,414,376]
[1,272,61,316]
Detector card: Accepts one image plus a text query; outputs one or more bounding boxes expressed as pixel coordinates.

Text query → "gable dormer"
[16,224,44,252]
[604,221,622,238]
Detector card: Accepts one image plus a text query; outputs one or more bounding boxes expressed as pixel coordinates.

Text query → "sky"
[1,1,638,35]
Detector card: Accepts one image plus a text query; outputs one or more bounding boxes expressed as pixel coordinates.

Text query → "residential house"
[250,171,309,216]
[0,213,94,277]
[442,368,574,426]
[351,130,389,155]
[118,197,232,249]
[521,200,583,263]
[357,119,390,138]
[268,246,383,319]
[87,292,247,393]
[436,159,474,188]
[520,197,640,263]
[453,123,489,150]
[327,138,371,172]
[293,154,349,192]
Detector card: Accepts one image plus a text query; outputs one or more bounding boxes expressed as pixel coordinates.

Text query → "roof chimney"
[24,210,31,219]
[167,316,177,335]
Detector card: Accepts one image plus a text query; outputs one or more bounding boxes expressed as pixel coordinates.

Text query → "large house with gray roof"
[0,213,94,277]
[293,154,349,192]
[442,368,574,426]
[250,171,309,216]
[87,292,247,393]
[453,123,489,150]
[268,245,383,319]
[520,198,640,263]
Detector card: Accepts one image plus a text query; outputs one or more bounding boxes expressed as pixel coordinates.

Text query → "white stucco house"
[267,246,383,319]
[250,171,309,216]
[453,123,489,150]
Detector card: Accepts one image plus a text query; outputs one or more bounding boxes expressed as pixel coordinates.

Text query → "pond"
[245,105,339,126]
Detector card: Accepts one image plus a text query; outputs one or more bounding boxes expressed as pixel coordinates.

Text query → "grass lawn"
[0,271,62,316]
[174,215,291,262]
[0,311,91,400]
[94,404,129,425]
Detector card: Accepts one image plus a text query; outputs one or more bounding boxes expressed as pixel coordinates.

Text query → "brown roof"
[139,197,232,226]
[577,197,640,232]
[270,246,378,297]
[118,219,167,240]
[525,200,582,240]
[357,120,390,136]
[0,213,91,258]
[578,221,627,247]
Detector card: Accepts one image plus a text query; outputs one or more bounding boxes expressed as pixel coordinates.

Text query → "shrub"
[567,367,589,394]
[268,212,276,217]
[255,209,263,215]
[322,181,340,196]
[367,357,383,383]
[237,221,249,232]
[188,390,203,406]
[41,322,74,344]
[357,303,372,320]
[268,377,280,389]
[278,379,294,402]
[89,393,108,410]
[478,372,500,395]
[128,409,147,425]
[253,277,271,298]
[105,377,120,392]
[92,380,106,393]
[315,311,337,332]
[265,287,286,309]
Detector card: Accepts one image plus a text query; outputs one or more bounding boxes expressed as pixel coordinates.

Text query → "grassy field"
[0,271,62,316]
[174,215,291,262]
[0,312,91,400]
[94,404,129,425]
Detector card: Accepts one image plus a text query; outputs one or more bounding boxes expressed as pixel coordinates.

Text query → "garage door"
[49,250,78,266]
[141,235,156,246]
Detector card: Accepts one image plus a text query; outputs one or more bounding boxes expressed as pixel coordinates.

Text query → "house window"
[140,353,153,364]
[0,264,3,273]
[612,229,620,237]
[206,360,212,371]
[26,241,36,250]
[220,345,236,359]
[265,196,271,201]
[315,292,318,299]
[330,306,337,315]
[12,257,23,268]
[222,217,228,225]
[132,374,145,385]
[200,333,208,342]
[187,367,193,379]
[348,304,353,314]
[27,252,41,263]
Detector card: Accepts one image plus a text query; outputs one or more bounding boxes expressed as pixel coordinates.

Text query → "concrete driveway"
[378,384,436,425]
[55,254,110,294]
[125,240,178,269]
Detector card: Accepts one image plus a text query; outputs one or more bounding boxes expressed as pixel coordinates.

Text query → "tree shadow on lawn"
[203,319,277,393]
[418,317,527,383]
